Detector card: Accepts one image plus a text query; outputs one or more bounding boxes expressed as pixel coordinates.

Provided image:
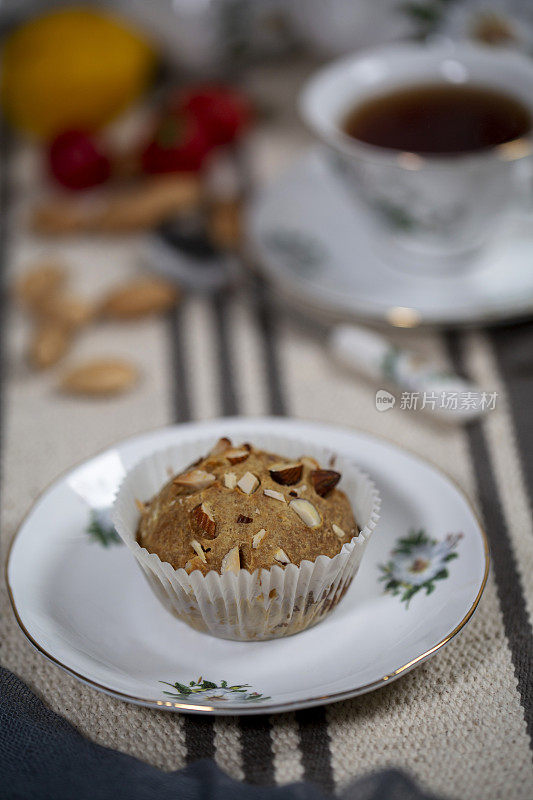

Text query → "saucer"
[248,147,533,327]
[7,418,488,715]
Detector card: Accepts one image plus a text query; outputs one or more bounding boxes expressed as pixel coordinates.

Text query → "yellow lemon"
[1,7,155,137]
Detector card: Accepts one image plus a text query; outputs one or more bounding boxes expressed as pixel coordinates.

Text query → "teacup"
[300,41,533,270]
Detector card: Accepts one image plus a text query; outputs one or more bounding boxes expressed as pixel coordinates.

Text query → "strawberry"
[48,130,111,190]
[180,85,251,146]
[141,109,212,174]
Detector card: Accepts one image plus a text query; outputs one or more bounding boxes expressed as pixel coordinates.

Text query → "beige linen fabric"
[2,60,533,798]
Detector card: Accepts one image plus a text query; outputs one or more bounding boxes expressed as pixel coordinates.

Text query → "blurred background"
[0,0,533,422]
[2,0,533,416]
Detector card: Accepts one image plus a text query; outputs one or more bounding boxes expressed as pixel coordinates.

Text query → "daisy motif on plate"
[380,530,463,607]
[160,678,270,704]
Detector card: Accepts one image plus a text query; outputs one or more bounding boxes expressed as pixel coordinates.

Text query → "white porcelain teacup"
[300,41,533,270]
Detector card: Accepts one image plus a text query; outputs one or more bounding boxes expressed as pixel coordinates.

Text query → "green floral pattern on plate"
[160,677,270,704]
[262,229,326,277]
[86,509,121,547]
[380,529,462,607]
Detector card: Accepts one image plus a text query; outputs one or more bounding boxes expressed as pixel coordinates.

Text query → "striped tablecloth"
[1,61,533,799]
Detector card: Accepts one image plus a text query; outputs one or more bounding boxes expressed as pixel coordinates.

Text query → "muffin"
[137,438,359,576]
[113,432,380,640]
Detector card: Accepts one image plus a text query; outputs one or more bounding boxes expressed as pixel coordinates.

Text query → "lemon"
[1,7,155,137]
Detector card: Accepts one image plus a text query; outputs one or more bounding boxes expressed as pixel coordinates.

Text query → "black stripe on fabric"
[212,290,240,416]
[295,707,335,795]
[489,321,533,508]
[0,121,10,487]
[250,276,287,417]
[182,714,217,762]
[168,301,216,760]
[168,306,192,424]
[238,716,275,784]
[447,331,533,745]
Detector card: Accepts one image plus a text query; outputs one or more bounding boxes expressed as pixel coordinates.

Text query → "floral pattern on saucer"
[379,530,463,607]
[86,508,121,547]
[160,677,270,704]
[261,228,326,276]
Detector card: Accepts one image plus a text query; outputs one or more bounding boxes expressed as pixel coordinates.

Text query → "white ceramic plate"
[248,147,533,327]
[7,418,488,715]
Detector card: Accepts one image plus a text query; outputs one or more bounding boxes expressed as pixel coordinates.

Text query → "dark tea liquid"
[343,83,531,155]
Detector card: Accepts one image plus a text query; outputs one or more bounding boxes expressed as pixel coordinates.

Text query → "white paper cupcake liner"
[112,431,381,641]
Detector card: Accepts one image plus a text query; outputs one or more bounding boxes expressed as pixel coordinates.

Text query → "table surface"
[1,59,533,799]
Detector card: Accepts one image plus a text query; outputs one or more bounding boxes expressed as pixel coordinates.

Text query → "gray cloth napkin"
[0,665,442,800]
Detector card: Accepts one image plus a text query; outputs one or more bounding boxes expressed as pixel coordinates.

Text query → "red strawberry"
[141,109,212,174]
[180,85,251,146]
[48,130,111,191]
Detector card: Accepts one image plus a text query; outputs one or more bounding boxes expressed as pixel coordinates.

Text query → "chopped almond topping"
[269,462,303,486]
[135,498,148,514]
[332,524,346,540]
[252,529,267,548]
[174,469,216,491]
[237,471,259,495]
[191,502,216,538]
[263,488,286,503]
[190,539,207,563]
[289,498,321,528]
[223,472,237,489]
[210,437,232,456]
[226,446,250,465]
[274,548,291,565]
[221,546,241,574]
[310,469,341,498]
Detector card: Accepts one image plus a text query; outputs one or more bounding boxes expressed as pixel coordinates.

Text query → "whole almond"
[100,277,179,319]
[60,359,138,397]
[208,199,242,250]
[16,262,66,310]
[40,292,94,330]
[29,320,71,369]
[97,176,202,232]
[32,176,202,236]
[31,203,90,235]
